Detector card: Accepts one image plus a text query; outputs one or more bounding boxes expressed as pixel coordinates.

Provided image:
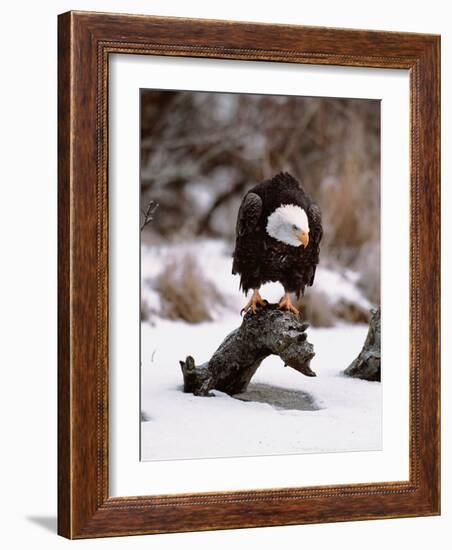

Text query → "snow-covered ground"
[140,239,381,461]
[141,320,381,461]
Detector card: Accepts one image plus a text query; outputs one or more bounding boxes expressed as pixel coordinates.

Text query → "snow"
[141,320,382,461]
[140,238,381,461]
[314,268,372,309]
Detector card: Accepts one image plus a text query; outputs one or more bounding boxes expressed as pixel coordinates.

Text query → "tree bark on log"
[179,305,316,396]
[343,307,381,382]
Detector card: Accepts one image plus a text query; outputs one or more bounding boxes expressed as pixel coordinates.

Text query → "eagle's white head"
[266,204,310,247]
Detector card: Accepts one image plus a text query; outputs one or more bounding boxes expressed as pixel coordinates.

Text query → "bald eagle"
[232,172,323,315]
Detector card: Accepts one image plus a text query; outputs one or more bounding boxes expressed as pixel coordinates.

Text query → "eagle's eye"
[292,224,299,231]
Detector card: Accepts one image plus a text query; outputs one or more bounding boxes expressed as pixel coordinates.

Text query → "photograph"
[0,0,443,544]
[139,89,382,461]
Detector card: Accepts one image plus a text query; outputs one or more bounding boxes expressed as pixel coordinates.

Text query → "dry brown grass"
[296,289,371,327]
[354,241,381,304]
[334,300,370,324]
[155,254,225,323]
[297,289,336,328]
[140,303,150,322]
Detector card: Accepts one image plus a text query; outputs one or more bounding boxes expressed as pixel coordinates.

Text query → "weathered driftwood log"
[179,304,316,396]
[344,307,381,382]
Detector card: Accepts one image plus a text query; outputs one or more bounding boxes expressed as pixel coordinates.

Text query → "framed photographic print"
[58,11,440,539]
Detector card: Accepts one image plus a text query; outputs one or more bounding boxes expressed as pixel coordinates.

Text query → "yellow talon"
[241,289,267,315]
[278,293,300,316]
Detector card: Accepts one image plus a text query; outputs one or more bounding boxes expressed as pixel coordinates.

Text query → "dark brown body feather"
[232,172,323,296]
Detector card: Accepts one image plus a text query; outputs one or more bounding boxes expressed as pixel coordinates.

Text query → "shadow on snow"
[232,382,320,412]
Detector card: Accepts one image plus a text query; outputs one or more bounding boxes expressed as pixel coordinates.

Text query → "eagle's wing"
[307,202,323,286]
[235,192,262,236]
[232,192,263,280]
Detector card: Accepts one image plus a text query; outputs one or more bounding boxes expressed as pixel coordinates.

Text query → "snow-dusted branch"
[180,305,316,396]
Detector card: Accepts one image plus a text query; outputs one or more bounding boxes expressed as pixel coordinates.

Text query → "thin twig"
[140,200,159,231]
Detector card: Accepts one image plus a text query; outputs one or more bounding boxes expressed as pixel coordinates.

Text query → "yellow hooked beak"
[298,231,309,248]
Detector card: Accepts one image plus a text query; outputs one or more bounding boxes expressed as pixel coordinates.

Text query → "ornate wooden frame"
[58,11,440,539]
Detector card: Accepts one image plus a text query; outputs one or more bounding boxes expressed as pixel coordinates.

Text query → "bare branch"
[140,200,159,231]
[180,305,316,396]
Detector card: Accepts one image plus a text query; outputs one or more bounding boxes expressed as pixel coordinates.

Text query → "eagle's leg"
[278,292,300,316]
[241,288,267,315]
